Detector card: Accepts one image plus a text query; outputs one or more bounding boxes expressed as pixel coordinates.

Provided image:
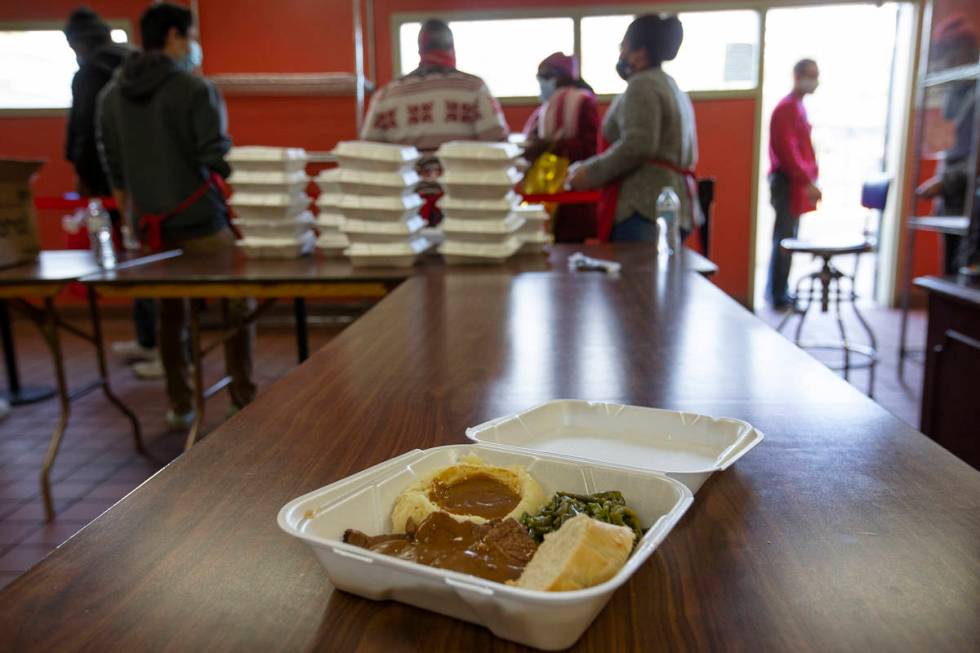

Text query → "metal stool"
[776,239,878,396]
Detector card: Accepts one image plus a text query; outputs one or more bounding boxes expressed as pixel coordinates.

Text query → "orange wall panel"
[198,0,354,74]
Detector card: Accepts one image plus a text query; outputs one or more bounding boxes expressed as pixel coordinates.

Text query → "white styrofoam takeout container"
[437,141,522,171]
[342,215,427,244]
[333,194,424,222]
[518,231,554,254]
[440,193,520,220]
[238,230,316,259]
[441,168,523,200]
[316,167,420,197]
[228,146,308,173]
[235,211,314,239]
[316,232,349,256]
[228,169,309,195]
[315,210,344,230]
[278,443,693,651]
[230,191,310,221]
[466,400,765,493]
[345,236,432,268]
[440,238,522,264]
[441,214,526,245]
[331,140,420,172]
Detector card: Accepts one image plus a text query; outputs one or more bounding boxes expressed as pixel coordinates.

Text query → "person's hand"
[806,183,822,204]
[916,176,943,198]
[565,162,590,191]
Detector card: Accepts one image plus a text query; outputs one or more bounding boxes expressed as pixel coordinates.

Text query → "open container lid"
[465,400,764,493]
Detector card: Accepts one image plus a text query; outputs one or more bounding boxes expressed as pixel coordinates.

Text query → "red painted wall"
[0,0,947,306]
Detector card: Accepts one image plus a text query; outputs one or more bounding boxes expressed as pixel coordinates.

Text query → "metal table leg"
[38,298,70,522]
[0,299,55,405]
[185,299,206,451]
[294,298,309,363]
[87,288,144,454]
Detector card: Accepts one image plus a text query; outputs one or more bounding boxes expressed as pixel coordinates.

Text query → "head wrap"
[539,52,578,81]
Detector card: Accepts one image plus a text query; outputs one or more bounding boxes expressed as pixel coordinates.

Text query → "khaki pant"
[160,229,256,414]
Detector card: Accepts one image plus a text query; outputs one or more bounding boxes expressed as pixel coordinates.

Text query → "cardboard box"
[0,159,43,269]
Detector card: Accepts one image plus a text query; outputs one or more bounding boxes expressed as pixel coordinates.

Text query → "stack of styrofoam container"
[322,141,430,267]
[227,147,315,258]
[513,203,553,253]
[311,168,348,257]
[437,141,526,264]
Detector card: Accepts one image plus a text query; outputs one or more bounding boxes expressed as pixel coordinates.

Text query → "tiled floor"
[0,310,345,590]
[0,300,928,591]
[755,302,927,428]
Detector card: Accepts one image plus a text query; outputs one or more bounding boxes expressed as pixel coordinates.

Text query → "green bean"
[520,490,645,545]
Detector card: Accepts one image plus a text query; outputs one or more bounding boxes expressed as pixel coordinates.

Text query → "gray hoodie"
[97,51,232,241]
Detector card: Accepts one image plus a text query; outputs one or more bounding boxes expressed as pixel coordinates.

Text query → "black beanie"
[64,7,111,47]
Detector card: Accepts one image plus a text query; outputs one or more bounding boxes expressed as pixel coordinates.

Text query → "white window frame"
[0,19,132,116]
[390,4,765,104]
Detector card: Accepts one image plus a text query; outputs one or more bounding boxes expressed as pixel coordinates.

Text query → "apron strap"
[138,172,240,252]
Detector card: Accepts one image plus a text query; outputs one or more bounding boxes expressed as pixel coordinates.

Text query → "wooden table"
[1,244,977,651]
[81,244,715,447]
[915,274,980,469]
[0,250,176,519]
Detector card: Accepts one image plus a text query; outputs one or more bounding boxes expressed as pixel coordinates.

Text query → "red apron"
[597,159,698,243]
[138,172,241,252]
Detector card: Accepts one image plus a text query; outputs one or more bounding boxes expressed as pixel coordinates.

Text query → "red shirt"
[769,92,819,215]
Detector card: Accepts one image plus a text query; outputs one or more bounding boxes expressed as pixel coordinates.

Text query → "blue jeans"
[766,172,799,305]
[611,213,658,242]
[610,212,690,244]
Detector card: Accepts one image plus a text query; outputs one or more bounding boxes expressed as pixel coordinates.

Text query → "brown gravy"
[343,512,537,584]
[428,473,520,519]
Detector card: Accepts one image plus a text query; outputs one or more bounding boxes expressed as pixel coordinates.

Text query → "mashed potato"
[390,454,547,532]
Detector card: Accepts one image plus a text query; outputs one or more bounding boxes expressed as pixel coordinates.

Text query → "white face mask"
[538,77,557,102]
[798,77,819,94]
[177,39,203,72]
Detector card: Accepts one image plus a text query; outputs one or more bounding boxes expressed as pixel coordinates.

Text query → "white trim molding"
[208,73,373,97]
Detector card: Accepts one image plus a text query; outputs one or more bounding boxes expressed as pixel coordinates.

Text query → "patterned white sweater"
[360,68,509,154]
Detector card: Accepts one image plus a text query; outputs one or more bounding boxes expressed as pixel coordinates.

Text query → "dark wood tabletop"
[0,250,100,287]
[1,254,977,651]
[915,274,980,307]
[80,243,716,286]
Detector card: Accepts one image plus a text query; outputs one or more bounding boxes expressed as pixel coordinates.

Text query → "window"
[398,18,574,98]
[581,10,760,95]
[0,28,128,110]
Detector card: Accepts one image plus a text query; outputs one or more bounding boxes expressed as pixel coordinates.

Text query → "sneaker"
[166,409,196,431]
[132,357,165,380]
[112,340,157,362]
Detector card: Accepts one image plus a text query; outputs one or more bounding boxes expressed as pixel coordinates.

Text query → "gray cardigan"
[580,67,700,230]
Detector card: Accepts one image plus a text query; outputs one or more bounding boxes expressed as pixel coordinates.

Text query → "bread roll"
[514,514,634,592]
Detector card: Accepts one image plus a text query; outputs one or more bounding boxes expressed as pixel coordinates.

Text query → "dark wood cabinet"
[916,274,980,469]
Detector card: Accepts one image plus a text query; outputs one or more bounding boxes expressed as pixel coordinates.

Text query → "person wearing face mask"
[565,14,700,243]
[63,8,160,375]
[915,15,978,273]
[98,2,255,430]
[765,58,822,309]
[522,53,599,242]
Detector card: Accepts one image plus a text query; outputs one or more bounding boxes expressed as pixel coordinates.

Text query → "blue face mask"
[538,77,557,102]
[177,39,203,72]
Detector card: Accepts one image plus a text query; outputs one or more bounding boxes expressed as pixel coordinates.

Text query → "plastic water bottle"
[656,187,681,255]
[86,199,116,269]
